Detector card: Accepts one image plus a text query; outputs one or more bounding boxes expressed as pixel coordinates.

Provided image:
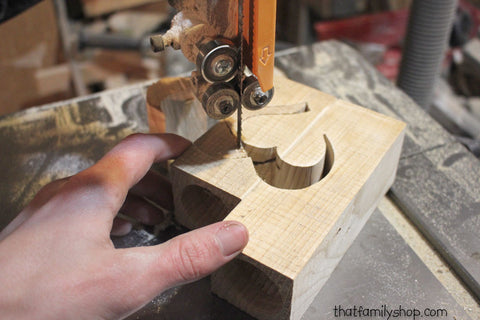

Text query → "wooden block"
[0,0,60,115]
[81,0,160,17]
[170,76,406,320]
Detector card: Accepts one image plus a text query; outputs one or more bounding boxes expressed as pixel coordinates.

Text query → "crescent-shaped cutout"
[247,134,334,190]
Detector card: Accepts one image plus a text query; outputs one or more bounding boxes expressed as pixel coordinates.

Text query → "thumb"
[129,221,248,296]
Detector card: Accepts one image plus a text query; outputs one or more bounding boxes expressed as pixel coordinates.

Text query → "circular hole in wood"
[181,185,229,227]
[213,259,284,318]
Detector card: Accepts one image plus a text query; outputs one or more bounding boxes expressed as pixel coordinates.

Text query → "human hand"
[0,133,249,320]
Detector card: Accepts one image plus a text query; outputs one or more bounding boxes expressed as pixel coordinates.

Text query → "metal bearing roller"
[202,83,240,120]
[197,40,239,83]
[242,76,274,110]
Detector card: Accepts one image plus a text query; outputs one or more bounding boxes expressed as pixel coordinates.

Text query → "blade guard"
[243,0,277,92]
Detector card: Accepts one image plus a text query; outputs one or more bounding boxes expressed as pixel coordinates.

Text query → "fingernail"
[215,222,248,257]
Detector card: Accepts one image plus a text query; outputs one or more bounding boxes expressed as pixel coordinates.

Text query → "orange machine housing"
[243,0,277,92]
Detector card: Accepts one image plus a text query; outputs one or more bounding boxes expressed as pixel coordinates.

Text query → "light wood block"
[81,0,159,17]
[170,76,406,320]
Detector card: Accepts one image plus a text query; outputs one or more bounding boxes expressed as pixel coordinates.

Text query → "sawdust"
[151,287,181,314]
[0,84,149,230]
[380,197,480,320]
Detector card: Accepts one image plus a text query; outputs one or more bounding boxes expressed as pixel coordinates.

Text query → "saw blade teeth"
[237,0,245,148]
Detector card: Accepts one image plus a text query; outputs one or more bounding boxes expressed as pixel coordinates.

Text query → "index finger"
[67,133,191,214]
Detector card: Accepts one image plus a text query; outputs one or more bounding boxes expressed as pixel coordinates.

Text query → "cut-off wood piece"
[170,75,406,320]
[147,77,216,141]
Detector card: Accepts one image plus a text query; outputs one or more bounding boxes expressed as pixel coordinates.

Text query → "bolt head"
[217,97,235,115]
[253,88,269,105]
[219,101,234,115]
[213,57,234,77]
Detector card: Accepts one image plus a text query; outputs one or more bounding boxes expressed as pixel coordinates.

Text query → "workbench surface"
[1,41,478,319]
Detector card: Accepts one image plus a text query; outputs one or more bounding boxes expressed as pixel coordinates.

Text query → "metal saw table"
[1,41,479,319]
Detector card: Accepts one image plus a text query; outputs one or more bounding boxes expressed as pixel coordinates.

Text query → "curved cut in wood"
[170,75,406,320]
[246,134,334,190]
